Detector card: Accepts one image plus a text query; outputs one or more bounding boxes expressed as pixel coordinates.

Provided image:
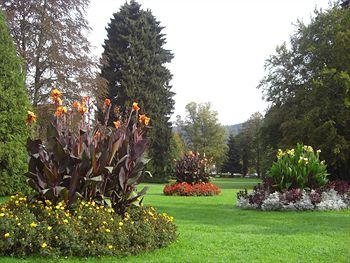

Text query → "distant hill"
[172,123,243,137]
[225,123,243,136]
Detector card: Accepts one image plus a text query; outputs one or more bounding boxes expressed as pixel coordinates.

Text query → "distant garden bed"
[164,151,221,196]
[164,182,220,196]
[236,144,350,211]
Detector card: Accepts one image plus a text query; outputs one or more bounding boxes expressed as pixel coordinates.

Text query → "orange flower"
[132,102,140,111]
[72,101,80,108]
[105,99,111,106]
[62,106,68,114]
[78,106,88,114]
[113,120,121,129]
[144,117,150,126]
[139,114,150,125]
[55,107,64,117]
[50,89,62,104]
[82,96,89,105]
[26,111,37,124]
[51,89,61,98]
[56,97,63,106]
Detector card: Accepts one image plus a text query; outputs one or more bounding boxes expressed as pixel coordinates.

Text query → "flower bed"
[0,90,177,257]
[236,144,350,211]
[164,151,221,196]
[237,181,350,211]
[0,194,176,257]
[164,182,221,196]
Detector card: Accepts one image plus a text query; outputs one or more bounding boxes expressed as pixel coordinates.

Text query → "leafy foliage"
[100,0,174,182]
[259,3,350,180]
[267,143,328,191]
[222,134,242,175]
[0,194,176,257]
[1,0,97,106]
[176,102,227,169]
[26,92,150,215]
[0,10,31,195]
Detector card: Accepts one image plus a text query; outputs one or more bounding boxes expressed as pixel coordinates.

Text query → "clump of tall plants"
[236,144,349,211]
[0,90,177,257]
[163,151,221,196]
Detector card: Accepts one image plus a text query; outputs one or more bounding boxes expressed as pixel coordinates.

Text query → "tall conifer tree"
[100,1,174,182]
[222,134,242,175]
[0,10,31,195]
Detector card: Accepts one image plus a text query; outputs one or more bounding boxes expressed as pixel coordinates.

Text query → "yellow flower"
[317,149,321,154]
[105,229,111,233]
[17,223,21,226]
[276,149,284,159]
[4,233,10,238]
[41,242,47,248]
[30,222,38,228]
[108,245,113,249]
[78,215,82,220]
[62,219,68,224]
[118,221,124,227]
[47,226,52,231]
[0,213,4,217]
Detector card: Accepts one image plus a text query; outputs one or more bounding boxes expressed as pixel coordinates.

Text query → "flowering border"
[163,182,221,196]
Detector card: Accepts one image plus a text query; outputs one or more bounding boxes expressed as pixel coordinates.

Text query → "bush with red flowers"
[163,182,221,196]
[163,151,221,196]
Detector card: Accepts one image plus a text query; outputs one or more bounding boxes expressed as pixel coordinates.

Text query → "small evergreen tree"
[100,1,174,182]
[0,10,31,195]
[222,134,242,175]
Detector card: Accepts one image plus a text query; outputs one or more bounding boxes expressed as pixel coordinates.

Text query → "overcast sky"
[87,0,330,125]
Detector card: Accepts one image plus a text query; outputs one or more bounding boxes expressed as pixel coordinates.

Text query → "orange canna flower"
[139,114,150,125]
[105,99,111,106]
[132,102,140,111]
[72,101,80,108]
[139,114,146,122]
[78,106,88,114]
[55,106,64,117]
[144,117,150,126]
[56,97,63,105]
[82,96,89,104]
[51,89,61,98]
[113,120,121,129]
[26,111,37,124]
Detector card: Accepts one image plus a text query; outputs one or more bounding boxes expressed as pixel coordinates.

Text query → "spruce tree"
[0,10,31,195]
[222,135,242,175]
[100,1,174,182]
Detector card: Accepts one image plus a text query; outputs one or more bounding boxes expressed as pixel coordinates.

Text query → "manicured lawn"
[1,178,349,262]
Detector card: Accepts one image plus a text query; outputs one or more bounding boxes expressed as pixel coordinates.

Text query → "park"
[0,0,349,262]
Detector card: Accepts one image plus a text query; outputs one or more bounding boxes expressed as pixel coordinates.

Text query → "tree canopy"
[259,3,350,180]
[0,10,31,195]
[100,0,174,182]
[177,102,227,169]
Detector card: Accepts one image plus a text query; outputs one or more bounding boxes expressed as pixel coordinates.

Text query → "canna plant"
[25,90,151,215]
[174,151,211,184]
[267,143,328,191]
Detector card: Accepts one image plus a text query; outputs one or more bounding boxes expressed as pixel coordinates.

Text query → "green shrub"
[0,10,31,195]
[267,143,328,191]
[0,194,176,257]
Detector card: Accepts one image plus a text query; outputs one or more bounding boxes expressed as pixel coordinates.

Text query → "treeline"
[222,1,350,180]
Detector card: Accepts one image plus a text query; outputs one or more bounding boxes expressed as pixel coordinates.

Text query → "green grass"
[1,178,349,262]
